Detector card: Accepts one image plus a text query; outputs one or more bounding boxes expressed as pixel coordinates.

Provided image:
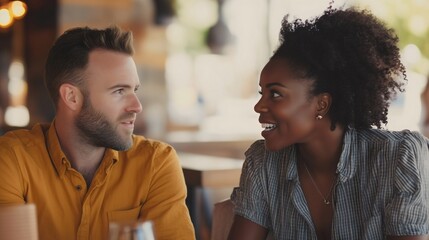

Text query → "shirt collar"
[285,146,298,181]
[92,149,119,187]
[336,127,358,182]
[46,121,120,178]
[46,121,68,178]
[101,149,119,174]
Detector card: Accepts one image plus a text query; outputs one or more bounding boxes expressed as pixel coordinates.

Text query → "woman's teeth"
[261,123,277,131]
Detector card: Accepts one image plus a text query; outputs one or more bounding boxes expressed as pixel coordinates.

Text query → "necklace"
[302,161,337,205]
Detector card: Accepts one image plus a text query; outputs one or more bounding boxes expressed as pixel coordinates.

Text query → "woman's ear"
[316,93,332,117]
[58,83,83,111]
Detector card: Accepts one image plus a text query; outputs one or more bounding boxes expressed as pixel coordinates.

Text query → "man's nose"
[126,93,142,113]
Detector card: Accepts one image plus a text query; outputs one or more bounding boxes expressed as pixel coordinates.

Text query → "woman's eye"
[258,89,281,98]
[271,91,281,98]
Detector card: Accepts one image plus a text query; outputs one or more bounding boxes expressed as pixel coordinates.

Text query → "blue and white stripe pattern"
[231,128,429,239]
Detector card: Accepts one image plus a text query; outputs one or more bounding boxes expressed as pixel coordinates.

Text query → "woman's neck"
[297,125,345,172]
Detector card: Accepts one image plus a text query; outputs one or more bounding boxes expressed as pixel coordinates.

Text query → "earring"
[316,114,323,120]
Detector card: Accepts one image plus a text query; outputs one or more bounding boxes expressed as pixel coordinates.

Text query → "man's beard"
[75,97,133,151]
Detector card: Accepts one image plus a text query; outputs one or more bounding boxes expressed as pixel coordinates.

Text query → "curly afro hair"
[271,7,406,130]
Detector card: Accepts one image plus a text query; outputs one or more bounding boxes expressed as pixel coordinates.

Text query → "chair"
[211,198,235,240]
[211,199,274,240]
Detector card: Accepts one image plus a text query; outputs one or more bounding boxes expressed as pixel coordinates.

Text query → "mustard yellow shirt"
[0,123,195,240]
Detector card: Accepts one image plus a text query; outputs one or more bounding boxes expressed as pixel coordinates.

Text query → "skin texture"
[55,49,142,186]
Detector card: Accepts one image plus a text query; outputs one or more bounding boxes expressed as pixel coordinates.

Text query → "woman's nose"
[254,97,267,113]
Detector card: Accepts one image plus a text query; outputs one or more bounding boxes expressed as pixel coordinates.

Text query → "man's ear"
[316,93,332,117]
[58,83,83,111]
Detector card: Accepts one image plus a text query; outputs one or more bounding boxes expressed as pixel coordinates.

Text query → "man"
[0,26,195,240]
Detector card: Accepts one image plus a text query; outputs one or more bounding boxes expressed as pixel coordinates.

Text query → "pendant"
[323,199,330,205]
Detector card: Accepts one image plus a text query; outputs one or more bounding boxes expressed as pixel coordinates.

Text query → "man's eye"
[115,89,124,94]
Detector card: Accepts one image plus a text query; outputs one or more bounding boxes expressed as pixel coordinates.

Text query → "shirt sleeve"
[138,143,195,240]
[230,140,270,228]
[385,131,429,236]
[0,137,26,205]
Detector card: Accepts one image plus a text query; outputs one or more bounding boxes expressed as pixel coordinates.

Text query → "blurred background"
[0,0,428,139]
[0,0,428,239]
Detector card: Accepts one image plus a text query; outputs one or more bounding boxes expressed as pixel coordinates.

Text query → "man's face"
[75,49,142,151]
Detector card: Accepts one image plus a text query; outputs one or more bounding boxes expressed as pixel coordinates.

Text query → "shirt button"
[76,185,82,191]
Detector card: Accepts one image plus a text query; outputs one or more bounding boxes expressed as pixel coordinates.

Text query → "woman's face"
[255,58,321,151]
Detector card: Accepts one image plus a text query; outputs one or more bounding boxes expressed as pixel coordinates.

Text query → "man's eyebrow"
[107,84,135,90]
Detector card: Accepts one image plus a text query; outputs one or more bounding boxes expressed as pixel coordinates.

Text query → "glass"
[109,220,155,240]
[0,203,38,240]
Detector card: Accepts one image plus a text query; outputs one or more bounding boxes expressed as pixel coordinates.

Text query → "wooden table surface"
[178,152,244,188]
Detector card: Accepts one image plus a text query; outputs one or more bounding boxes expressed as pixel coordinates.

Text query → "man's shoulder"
[124,136,180,171]
[0,123,48,149]
[129,135,176,155]
[132,135,173,148]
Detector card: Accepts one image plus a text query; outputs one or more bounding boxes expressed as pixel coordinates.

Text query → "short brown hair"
[44,26,134,107]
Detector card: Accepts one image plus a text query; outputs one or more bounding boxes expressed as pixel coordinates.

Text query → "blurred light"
[0,8,13,28]
[8,61,24,79]
[166,53,204,126]
[177,0,217,29]
[402,44,422,66]
[5,105,30,127]
[166,22,187,49]
[0,1,27,29]
[8,61,26,97]
[408,15,427,36]
[9,1,27,19]
[8,79,26,97]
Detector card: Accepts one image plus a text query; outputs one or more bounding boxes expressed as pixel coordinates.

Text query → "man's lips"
[120,119,136,128]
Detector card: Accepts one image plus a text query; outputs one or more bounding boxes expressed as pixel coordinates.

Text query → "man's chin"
[115,136,133,151]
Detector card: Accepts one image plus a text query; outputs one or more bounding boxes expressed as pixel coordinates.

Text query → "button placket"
[67,169,87,195]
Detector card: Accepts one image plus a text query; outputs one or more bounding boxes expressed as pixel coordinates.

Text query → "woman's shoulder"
[354,128,427,145]
[245,139,266,156]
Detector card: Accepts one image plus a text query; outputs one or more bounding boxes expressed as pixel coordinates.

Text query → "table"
[178,152,244,240]
[179,152,244,188]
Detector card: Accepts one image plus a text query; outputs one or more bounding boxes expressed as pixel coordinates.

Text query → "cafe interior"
[0,0,428,239]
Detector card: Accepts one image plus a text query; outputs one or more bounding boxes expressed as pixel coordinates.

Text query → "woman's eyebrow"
[265,82,287,88]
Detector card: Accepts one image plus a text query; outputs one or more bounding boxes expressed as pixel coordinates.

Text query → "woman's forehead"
[260,58,313,86]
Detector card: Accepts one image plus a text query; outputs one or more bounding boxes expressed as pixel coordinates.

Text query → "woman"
[228,7,429,240]
[420,76,429,138]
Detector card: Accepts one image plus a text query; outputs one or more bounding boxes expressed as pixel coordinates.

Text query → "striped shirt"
[231,128,429,239]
